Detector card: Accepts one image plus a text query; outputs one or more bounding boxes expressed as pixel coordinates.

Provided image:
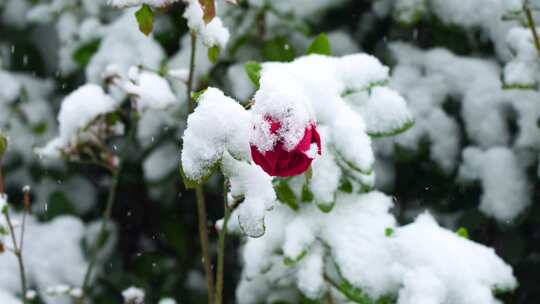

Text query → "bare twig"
[214,180,231,304]
[524,0,540,57]
[77,110,138,303]
[4,211,28,303]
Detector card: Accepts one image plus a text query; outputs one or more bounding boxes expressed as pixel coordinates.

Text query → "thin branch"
[524,1,540,57]
[187,32,198,114]
[186,32,215,304]
[1,159,28,303]
[77,111,138,303]
[4,211,28,303]
[19,190,30,252]
[77,166,120,303]
[214,180,231,304]
[0,160,4,194]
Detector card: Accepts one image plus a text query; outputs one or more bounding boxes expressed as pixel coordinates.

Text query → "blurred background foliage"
[0,0,539,303]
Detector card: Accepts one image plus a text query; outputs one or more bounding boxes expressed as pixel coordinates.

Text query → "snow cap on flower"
[249,68,321,177]
[35,84,118,158]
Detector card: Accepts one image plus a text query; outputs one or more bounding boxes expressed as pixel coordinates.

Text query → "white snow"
[122,286,145,304]
[504,27,540,88]
[458,147,531,222]
[0,193,7,213]
[0,215,89,304]
[181,87,251,182]
[86,11,165,84]
[182,0,230,48]
[109,0,180,8]
[143,142,179,181]
[236,192,517,303]
[122,67,178,111]
[35,84,118,158]
[222,153,276,237]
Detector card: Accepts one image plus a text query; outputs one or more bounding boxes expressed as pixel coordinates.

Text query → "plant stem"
[325,284,335,304]
[196,185,214,304]
[1,159,28,303]
[524,1,540,57]
[0,160,4,194]
[214,180,231,304]
[77,111,138,303]
[185,31,215,304]
[4,211,28,303]
[187,32,198,114]
[77,166,120,303]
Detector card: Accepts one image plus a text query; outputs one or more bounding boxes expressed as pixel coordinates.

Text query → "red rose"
[251,117,322,177]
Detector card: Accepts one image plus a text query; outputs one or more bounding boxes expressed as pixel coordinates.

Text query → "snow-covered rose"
[250,117,321,177]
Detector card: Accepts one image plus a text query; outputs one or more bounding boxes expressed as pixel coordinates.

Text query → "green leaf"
[337,280,374,304]
[208,45,220,64]
[334,149,373,175]
[275,180,299,211]
[301,184,314,202]
[0,225,7,235]
[316,202,335,213]
[135,4,154,36]
[178,161,218,189]
[384,227,394,237]
[179,163,200,189]
[199,0,216,23]
[367,119,415,138]
[307,33,331,55]
[73,39,101,67]
[191,88,207,102]
[244,61,261,89]
[40,191,76,221]
[339,178,353,193]
[32,122,48,135]
[456,227,469,239]
[105,112,121,126]
[283,250,307,266]
[262,36,295,62]
[0,131,7,158]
